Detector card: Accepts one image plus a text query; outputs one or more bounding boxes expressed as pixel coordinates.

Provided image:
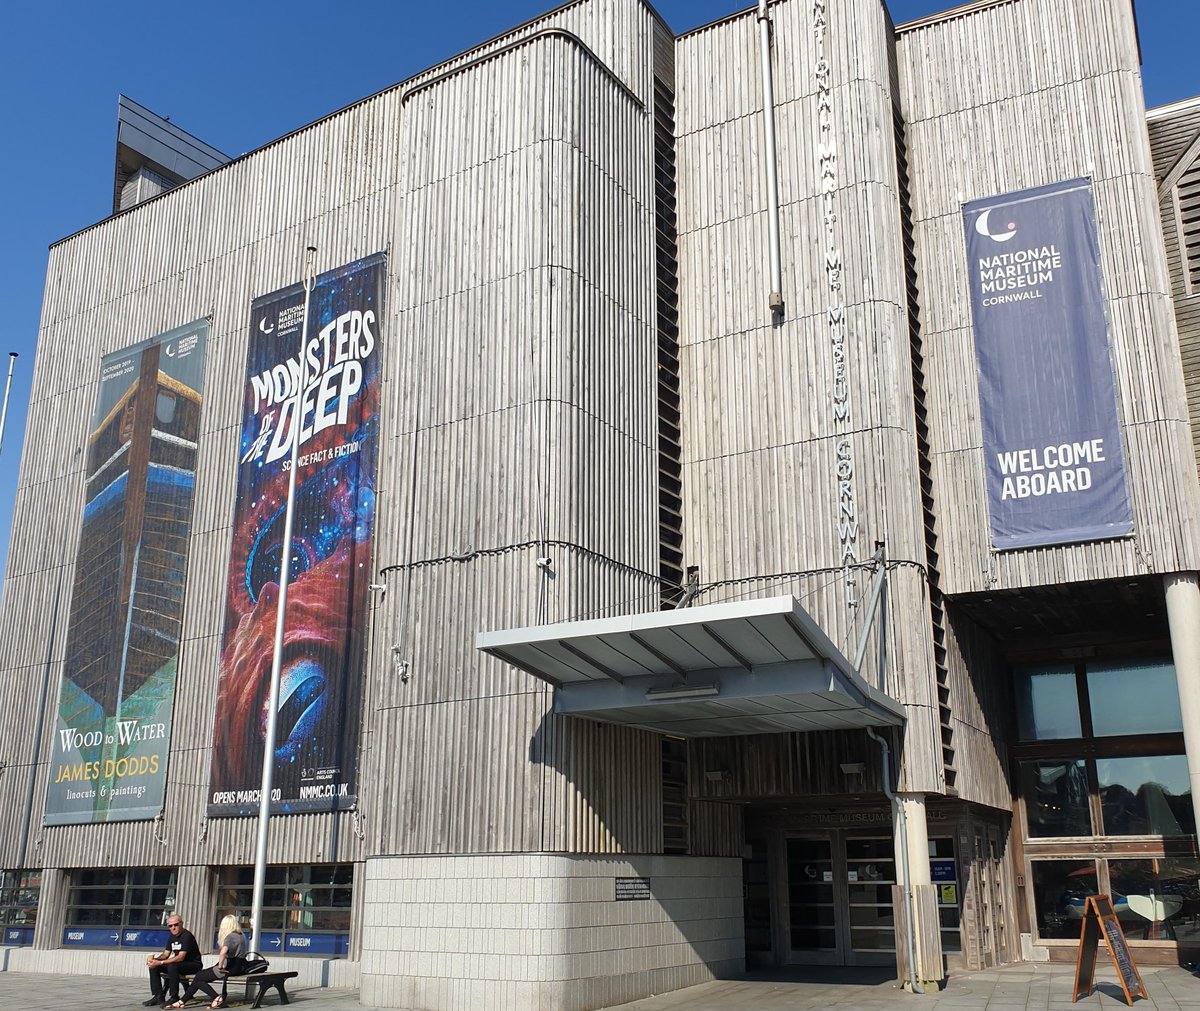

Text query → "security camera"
[536,556,552,570]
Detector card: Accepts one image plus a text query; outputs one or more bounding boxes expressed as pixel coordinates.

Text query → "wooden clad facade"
[3,0,1200,1000]
[895,0,1200,597]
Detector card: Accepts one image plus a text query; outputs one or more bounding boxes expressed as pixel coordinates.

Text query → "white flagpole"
[0,352,19,457]
[250,246,317,948]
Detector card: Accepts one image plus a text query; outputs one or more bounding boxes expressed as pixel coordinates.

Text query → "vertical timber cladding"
[208,254,384,817]
[45,321,209,825]
[963,180,1133,549]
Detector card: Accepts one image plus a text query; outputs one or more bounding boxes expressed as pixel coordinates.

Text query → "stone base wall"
[360,853,744,1011]
[0,947,358,989]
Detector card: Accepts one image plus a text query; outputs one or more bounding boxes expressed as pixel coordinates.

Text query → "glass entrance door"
[786,838,839,959]
[783,831,899,966]
[846,836,898,958]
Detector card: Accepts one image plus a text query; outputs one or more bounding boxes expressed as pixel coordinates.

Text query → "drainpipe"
[866,726,923,994]
[757,0,784,315]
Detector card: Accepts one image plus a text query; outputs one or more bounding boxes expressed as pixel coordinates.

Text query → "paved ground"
[3,963,1200,1010]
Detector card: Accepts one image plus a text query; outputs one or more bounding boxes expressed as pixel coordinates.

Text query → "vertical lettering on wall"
[812,0,860,605]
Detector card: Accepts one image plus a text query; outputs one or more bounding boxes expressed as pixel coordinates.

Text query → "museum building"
[5,0,1200,1007]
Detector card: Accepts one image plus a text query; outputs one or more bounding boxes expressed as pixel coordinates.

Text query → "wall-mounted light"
[645,683,720,701]
[839,762,865,776]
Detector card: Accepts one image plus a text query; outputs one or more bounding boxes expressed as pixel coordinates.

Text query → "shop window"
[1019,760,1093,838]
[214,864,352,957]
[64,867,176,948]
[1097,755,1195,836]
[1,870,39,946]
[1087,660,1183,737]
[1015,664,1081,740]
[1109,858,1200,942]
[1031,859,1098,940]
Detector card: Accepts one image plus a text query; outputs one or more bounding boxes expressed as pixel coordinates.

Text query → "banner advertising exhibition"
[208,254,384,816]
[46,321,209,825]
[963,178,1133,550]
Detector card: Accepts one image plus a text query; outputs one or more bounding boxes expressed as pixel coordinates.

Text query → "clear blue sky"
[0,0,1195,584]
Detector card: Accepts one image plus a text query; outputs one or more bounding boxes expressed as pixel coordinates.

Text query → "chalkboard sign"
[1072,895,1147,1005]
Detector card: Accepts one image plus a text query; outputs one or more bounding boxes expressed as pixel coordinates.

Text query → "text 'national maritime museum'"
[5,0,1200,1007]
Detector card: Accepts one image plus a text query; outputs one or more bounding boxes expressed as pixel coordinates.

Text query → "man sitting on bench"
[144,914,202,1007]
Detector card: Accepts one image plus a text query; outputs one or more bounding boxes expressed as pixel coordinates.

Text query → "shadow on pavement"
[737,965,899,986]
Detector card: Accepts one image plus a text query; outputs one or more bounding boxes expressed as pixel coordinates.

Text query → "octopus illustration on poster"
[208,254,384,816]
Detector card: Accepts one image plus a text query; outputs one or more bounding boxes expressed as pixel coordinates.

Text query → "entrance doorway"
[782,831,897,966]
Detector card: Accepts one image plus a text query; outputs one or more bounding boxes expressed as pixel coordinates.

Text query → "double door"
[779,831,898,966]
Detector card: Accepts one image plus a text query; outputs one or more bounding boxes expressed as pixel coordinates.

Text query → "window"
[214,864,352,957]
[1030,860,1097,940]
[1015,664,1081,740]
[1098,755,1195,836]
[1020,760,1092,838]
[64,868,176,948]
[1,870,39,946]
[1013,655,1194,947]
[1109,858,1200,944]
[1087,660,1182,737]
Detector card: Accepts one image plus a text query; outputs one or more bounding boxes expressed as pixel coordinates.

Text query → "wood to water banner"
[963,178,1133,550]
[208,254,384,816]
[45,320,209,825]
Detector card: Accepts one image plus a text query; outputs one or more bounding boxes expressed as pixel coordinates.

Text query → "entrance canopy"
[476,594,904,737]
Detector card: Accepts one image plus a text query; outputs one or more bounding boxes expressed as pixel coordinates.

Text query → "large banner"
[963,179,1133,550]
[208,254,383,816]
[46,320,208,825]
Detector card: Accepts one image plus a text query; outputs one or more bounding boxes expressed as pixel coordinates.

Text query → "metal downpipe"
[757,0,784,315]
[866,726,923,994]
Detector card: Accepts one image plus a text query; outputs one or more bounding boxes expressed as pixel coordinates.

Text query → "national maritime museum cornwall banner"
[963,178,1133,550]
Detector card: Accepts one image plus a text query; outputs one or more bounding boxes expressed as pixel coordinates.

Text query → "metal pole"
[250,247,317,946]
[0,352,19,457]
[757,0,784,315]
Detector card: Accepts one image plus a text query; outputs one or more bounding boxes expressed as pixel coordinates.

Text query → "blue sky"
[0,0,1195,584]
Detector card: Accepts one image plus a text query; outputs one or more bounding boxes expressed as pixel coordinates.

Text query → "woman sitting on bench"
[167,914,247,1009]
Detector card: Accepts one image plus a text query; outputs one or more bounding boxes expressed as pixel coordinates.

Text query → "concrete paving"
[2,963,1200,1010]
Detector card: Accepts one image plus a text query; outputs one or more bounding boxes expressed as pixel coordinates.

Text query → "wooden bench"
[224,970,299,1008]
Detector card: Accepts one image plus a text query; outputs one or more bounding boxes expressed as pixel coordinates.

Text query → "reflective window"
[0,870,39,946]
[64,867,176,947]
[1088,660,1182,737]
[1108,859,1200,942]
[1097,755,1194,836]
[1020,760,1093,837]
[214,864,353,957]
[1015,664,1081,740]
[1031,860,1097,939]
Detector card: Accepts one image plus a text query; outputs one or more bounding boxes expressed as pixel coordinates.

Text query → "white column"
[897,793,932,888]
[1164,573,1200,837]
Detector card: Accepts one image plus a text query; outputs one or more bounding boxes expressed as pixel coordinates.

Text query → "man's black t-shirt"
[167,928,202,965]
